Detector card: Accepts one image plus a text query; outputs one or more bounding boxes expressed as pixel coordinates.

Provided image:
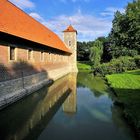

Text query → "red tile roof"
[0,0,71,53]
[63,25,77,33]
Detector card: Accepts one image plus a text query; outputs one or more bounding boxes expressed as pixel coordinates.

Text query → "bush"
[94,56,140,76]
[110,47,138,58]
[134,55,140,68]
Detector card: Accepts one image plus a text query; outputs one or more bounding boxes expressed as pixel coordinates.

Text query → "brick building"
[0,0,77,74]
[0,0,77,109]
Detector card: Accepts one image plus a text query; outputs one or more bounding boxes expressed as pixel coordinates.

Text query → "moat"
[0,72,136,140]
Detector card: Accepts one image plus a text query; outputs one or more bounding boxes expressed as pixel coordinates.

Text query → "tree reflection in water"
[0,72,136,140]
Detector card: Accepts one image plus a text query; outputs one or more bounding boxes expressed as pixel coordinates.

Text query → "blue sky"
[9,0,133,41]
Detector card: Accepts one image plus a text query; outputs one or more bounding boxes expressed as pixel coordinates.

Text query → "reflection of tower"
[63,73,77,113]
[63,25,78,72]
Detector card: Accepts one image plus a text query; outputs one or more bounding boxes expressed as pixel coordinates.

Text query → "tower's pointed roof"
[63,25,77,33]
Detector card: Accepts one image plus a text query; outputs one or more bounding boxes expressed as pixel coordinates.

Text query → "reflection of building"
[63,73,77,113]
[0,73,77,140]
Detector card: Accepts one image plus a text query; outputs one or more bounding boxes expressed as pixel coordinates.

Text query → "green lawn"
[77,62,91,71]
[106,70,140,130]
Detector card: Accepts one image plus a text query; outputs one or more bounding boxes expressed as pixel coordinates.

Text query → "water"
[0,72,136,140]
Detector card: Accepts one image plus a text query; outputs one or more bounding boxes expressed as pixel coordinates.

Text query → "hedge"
[94,56,140,76]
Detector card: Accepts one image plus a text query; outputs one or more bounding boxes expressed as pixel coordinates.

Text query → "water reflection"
[0,72,136,140]
[0,73,77,140]
[77,72,109,97]
[63,73,77,114]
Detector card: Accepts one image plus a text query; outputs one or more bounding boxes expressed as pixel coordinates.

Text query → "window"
[49,53,51,61]
[28,49,32,60]
[41,51,44,61]
[10,46,15,60]
[68,41,72,46]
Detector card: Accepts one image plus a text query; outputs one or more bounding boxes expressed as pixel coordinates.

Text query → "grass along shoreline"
[106,70,140,137]
[77,62,91,71]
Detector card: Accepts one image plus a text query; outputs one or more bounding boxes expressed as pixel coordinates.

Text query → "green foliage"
[106,70,140,130]
[89,40,103,67]
[77,62,91,71]
[78,0,140,66]
[77,72,109,97]
[134,55,140,67]
[94,56,140,76]
[108,0,140,58]
[77,37,109,62]
[110,46,138,58]
[77,41,94,61]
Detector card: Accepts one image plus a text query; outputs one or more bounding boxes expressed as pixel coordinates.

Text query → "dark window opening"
[69,41,72,46]
[28,49,32,60]
[10,46,15,60]
[41,51,44,61]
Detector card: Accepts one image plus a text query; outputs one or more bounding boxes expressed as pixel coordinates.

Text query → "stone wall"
[63,31,78,72]
[1,73,73,140]
[0,65,71,110]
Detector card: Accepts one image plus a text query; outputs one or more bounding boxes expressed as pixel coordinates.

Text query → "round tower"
[63,25,78,72]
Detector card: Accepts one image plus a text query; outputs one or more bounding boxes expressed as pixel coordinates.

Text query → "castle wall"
[0,37,71,110]
[0,45,8,64]
[0,25,78,110]
[0,66,71,110]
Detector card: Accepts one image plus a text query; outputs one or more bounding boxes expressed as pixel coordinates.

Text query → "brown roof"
[63,25,77,33]
[0,0,71,53]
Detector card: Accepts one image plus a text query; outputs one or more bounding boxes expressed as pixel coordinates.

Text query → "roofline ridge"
[1,1,72,53]
[7,0,55,35]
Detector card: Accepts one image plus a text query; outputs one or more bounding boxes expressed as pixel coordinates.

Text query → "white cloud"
[29,12,43,21]
[30,11,112,41]
[101,7,125,17]
[9,0,113,41]
[9,0,35,9]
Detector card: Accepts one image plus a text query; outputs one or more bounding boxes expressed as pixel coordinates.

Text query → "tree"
[89,40,103,67]
[77,41,94,61]
[109,0,140,58]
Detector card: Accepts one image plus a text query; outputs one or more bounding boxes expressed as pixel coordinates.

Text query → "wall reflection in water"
[0,73,77,140]
[63,73,77,114]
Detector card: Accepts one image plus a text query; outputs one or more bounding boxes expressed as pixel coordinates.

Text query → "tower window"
[10,46,15,60]
[68,41,72,46]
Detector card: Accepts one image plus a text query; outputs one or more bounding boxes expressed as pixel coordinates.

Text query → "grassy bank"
[106,70,140,133]
[77,62,91,71]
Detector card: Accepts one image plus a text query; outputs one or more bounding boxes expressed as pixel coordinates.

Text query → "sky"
[9,0,133,42]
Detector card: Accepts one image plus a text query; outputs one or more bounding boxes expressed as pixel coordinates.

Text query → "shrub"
[94,56,140,76]
[134,55,140,68]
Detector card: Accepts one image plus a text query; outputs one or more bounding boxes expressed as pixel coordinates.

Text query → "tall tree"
[109,0,140,58]
[77,41,94,61]
[89,40,103,67]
